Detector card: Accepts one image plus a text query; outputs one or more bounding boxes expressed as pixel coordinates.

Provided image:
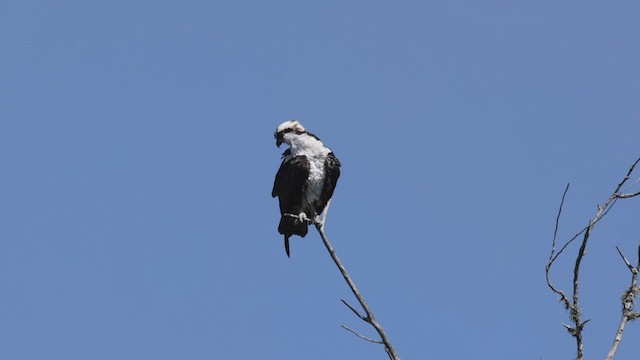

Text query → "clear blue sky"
[2,1,640,359]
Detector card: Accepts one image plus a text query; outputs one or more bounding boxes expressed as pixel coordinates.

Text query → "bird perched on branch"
[272,120,341,257]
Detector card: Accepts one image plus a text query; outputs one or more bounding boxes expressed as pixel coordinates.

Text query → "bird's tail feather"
[284,236,290,258]
[278,215,308,237]
[278,215,308,257]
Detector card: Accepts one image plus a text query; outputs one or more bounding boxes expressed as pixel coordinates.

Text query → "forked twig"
[545,157,640,360]
[341,325,384,344]
[546,183,571,310]
[606,245,640,360]
[616,191,640,199]
[316,223,400,360]
[615,246,635,272]
[341,298,367,320]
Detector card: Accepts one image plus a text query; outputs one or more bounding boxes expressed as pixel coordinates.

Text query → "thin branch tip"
[316,216,400,359]
[341,299,367,321]
[616,246,635,272]
[547,157,640,360]
[341,325,383,344]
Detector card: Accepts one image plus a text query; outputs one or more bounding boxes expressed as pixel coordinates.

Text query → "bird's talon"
[297,212,310,224]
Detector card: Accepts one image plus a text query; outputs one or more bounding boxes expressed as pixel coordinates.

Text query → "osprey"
[272,120,341,257]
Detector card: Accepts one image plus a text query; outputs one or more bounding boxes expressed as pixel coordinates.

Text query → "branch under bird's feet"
[319,199,331,230]
[283,211,327,227]
[283,212,314,225]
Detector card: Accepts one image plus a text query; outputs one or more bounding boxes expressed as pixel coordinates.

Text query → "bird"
[272,120,341,257]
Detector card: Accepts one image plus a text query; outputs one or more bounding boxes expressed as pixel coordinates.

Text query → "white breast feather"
[306,157,325,203]
[285,133,331,204]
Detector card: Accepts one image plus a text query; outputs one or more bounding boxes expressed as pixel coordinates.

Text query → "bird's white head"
[274,120,306,147]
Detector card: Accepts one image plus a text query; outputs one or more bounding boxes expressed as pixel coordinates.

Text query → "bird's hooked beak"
[275,132,284,147]
[276,138,283,147]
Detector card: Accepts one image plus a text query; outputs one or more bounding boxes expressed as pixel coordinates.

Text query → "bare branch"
[616,191,640,199]
[562,323,576,335]
[546,157,640,360]
[316,224,401,360]
[615,246,634,273]
[615,158,640,193]
[341,325,383,344]
[341,299,367,320]
[545,184,572,310]
[606,244,640,360]
[568,222,593,360]
[548,196,620,266]
[320,199,332,230]
[549,183,570,263]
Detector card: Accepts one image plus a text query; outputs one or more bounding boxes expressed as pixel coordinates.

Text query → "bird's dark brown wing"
[316,152,341,213]
[273,155,311,257]
[272,155,310,206]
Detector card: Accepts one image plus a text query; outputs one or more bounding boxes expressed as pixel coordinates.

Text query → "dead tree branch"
[546,183,572,310]
[315,223,400,360]
[341,324,384,344]
[606,245,640,360]
[545,157,640,360]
